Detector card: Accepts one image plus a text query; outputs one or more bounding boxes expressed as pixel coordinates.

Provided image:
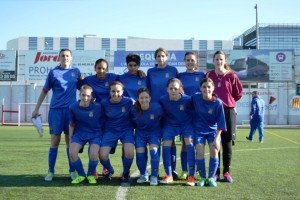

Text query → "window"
[117,39,126,50]
[29,37,37,50]
[102,38,110,50]
[44,37,53,50]
[60,37,69,49]
[76,37,84,50]
[184,40,192,50]
[199,40,207,51]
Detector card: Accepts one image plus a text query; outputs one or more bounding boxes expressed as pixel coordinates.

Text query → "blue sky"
[0,0,299,50]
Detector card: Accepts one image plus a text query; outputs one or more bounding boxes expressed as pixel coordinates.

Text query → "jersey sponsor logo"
[89,111,94,118]
[180,105,184,111]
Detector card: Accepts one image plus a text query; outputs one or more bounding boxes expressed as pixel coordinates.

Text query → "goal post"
[1,99,50,126]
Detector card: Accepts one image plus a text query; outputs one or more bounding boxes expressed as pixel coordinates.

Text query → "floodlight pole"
[255,4,259,49]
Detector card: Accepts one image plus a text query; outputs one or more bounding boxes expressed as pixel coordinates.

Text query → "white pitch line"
[235,146,299,152]
[115,145,299,200]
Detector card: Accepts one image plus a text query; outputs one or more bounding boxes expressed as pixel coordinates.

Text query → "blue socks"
[180,151,188,172]
[87,160,98,176]
[136,152,147,176]
[150,148,160,177]
[71,158,85,176]
[196,159,206,178]
[100,158,113,172]
[66,147,75,172]
[171,146,176,172]
[186,144,195,176]
[48,147,58,173]
[123,157,133,175]
[196,157,218,178]
[163,146,172,176]
[208,157,218,178]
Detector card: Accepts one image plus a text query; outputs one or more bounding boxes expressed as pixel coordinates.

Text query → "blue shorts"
[194,132,218,145]
[71,132,101,146]
[101,129,134,148]
[48,108,69,135]
[135,134,161,148]
[163,124,193,141]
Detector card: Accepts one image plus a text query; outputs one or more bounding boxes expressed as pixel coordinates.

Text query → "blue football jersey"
[101,96,134,132]
[159,94,192,127]
[178,71,205,96]
[118,72,147,100]
[147,65,178,102]
[82,73,118,103]
[44,66,81,109]
[131,102,163,137]
[192,93,227,134]
[69,101,104,135]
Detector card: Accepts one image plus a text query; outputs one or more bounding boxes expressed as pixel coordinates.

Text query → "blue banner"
[114,50,188,67]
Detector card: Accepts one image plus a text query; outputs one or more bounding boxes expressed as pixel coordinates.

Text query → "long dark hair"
[94,58,109,71]
[213,50,231,70]
[134,87,151,115]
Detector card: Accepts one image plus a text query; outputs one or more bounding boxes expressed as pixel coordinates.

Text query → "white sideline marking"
[115,146,299,200]
[235,146,299,152]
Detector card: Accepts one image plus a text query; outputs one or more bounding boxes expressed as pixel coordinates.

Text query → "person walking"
[246,91,265,143]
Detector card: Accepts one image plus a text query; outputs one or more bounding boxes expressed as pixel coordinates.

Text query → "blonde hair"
[154,47,169,58]
[80,84,93,96]
[167,78,185,94]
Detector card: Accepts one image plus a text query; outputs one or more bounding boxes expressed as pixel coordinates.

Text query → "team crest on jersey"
[122,107,126,112]
[89,111,94,117]
[195,77,199,81]
[138,80,142,85]
[165,73,170,78]
[208,108,213,114]
[180,105,184,111]
[71,72,75,77]
[105,82,109,87]
[150,114,154,120]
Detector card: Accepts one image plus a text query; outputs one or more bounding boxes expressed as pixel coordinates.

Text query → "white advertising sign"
[24,50,105,81]
[0,50,17,81]
[236,89,279,116]
[269,51,293,81]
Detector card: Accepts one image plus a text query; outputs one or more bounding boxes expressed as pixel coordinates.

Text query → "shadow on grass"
[0,175,128,187]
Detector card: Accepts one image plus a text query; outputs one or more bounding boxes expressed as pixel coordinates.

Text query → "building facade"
[1,30,300,125]
[233,23,300,52]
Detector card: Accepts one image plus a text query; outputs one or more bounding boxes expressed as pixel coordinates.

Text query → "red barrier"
[1,103,19,126]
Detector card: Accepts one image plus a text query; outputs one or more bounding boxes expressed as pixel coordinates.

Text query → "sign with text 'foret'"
[0,50,17,81]
[24,50,105,81]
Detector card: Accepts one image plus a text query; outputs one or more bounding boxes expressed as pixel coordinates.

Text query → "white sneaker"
[137,175,149,183]
[150,176,158,186]
[70,171,78,180]
[45,172,54,181]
